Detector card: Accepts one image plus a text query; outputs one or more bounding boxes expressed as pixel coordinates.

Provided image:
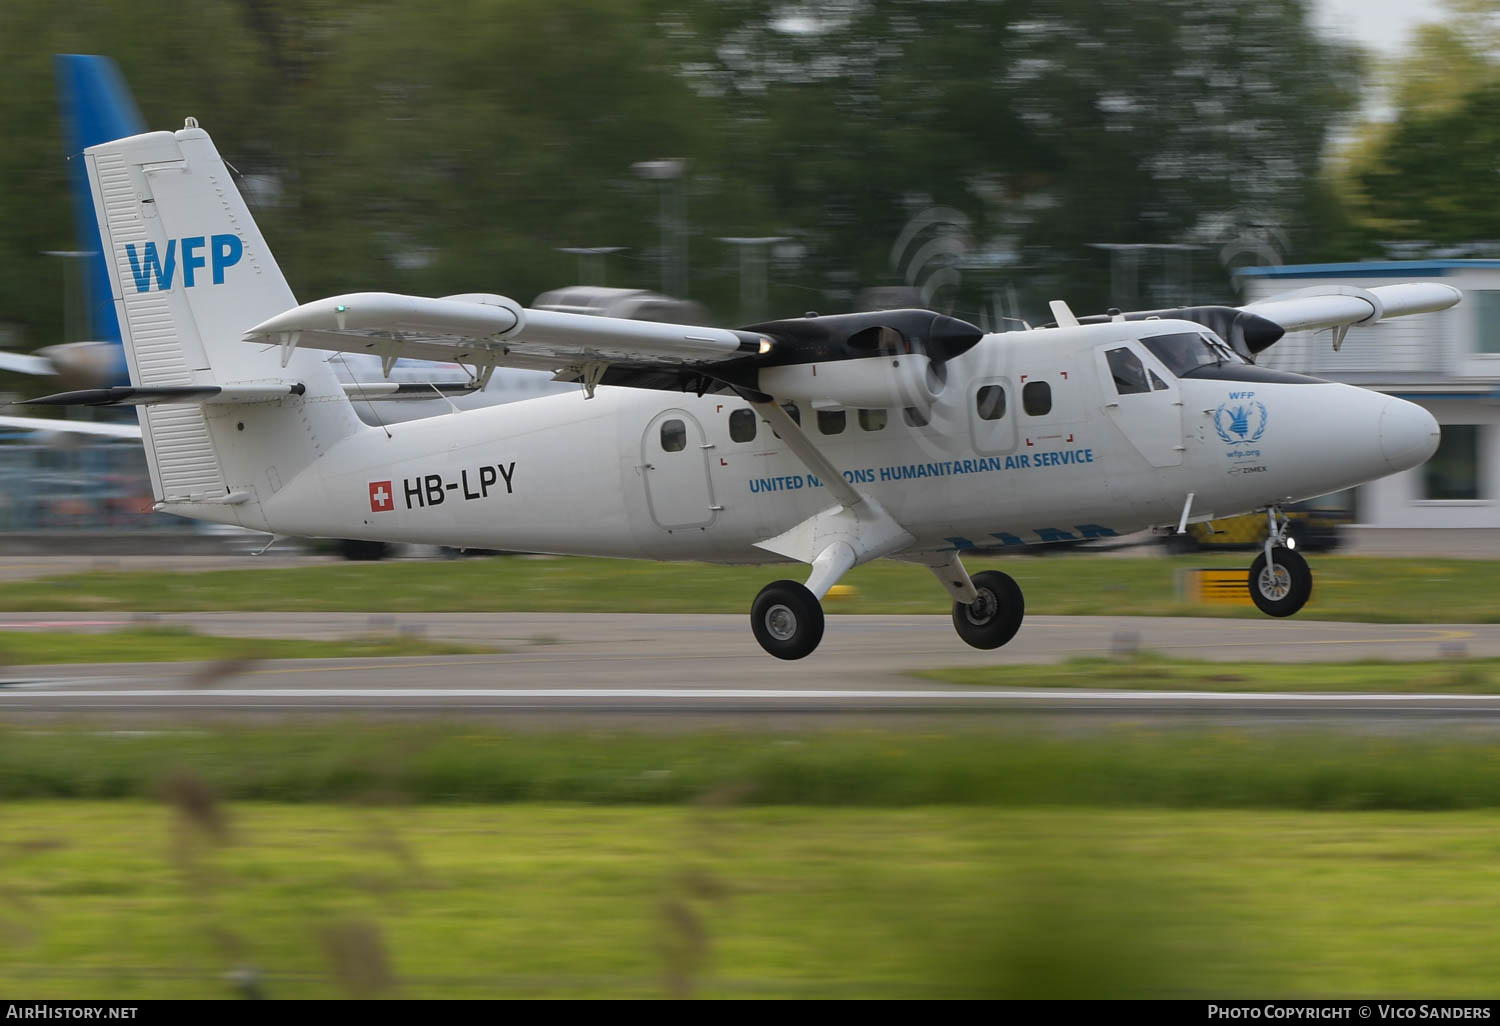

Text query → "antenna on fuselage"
[1048,300,1080,328]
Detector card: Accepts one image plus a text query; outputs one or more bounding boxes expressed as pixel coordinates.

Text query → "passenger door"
[641,409,719,530]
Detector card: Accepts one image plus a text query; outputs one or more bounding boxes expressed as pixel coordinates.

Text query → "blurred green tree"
[661,0,1362,319]
[0,0,1365,366]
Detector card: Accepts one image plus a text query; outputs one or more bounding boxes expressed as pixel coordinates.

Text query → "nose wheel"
[1248,507,1313,617]
[751,580,826,660]
[1248,547,1312,616]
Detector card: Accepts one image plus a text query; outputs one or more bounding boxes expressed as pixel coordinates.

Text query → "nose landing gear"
[1248,506,1313,617]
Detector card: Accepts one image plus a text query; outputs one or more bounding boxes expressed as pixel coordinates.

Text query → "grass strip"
[1,554,1498,622]
[917,653,1500,692]
[4,726,1500,810]
[5,802,1500,998]
[0,626,496,665]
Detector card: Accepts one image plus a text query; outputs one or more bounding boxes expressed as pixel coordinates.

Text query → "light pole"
[632,159,686,297]
[718,236,790,323]
[556,247,626,287]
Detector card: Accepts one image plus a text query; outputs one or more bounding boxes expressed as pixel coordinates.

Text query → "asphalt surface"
[2,612,1498,726]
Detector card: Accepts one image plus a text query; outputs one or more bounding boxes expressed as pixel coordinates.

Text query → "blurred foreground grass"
[3,554,1499,622]
[921,653,1500,692]
[9,728,1500,997]
[6,726,1500,809]
[5,801,1500,998]
[0,626,495,665]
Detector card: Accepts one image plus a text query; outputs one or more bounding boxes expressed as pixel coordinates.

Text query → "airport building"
[1238,261,1500,540]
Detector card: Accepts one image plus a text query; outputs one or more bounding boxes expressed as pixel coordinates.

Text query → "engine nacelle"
[757,353,944,410]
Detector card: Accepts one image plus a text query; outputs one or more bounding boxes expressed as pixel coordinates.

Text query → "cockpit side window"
[1105,347,1150,395]
[1141,331,1246,377]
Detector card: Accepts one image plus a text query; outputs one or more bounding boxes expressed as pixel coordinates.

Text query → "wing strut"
[748,400,912,598]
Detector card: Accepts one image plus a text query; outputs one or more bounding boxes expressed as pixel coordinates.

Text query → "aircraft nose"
[1379,397,1440,472]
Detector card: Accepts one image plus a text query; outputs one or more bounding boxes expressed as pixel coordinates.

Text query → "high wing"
[244,293,985,403]
[1070,282,1463,358]
[244,292,761,392]
[1243,282,1461,342]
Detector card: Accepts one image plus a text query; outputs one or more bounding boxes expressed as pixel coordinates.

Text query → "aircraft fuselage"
[208,318,1436,561]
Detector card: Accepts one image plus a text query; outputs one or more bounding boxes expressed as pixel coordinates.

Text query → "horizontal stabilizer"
[23,384,307,407]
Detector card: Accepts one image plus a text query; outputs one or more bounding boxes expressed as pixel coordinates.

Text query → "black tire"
[750,580,825,660]
[952,570,1026,650]
[1248,547,1312,617]
[338,539,390,561]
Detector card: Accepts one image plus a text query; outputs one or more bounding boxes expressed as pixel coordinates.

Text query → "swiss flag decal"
[369,480,394,512]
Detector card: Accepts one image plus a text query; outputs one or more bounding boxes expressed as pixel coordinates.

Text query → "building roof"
[1238,260,1500,279]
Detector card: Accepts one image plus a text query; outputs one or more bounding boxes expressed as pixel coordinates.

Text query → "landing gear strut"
[1248,506,1313,617]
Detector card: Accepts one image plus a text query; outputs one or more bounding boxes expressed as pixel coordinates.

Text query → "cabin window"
[817,409,846,435]
[660,419,687,452]
[858,409,887,431]
[902,406,930,428]
[729,408,756,443]
[770,402,801,439]
[1022,380,1052,416]
[1106,347,1150,395]
[976,385,1007,421]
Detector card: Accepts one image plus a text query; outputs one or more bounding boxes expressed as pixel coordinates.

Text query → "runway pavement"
[1,612,1498,725]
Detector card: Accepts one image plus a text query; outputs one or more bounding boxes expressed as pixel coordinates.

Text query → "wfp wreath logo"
[1214,401,1268,444]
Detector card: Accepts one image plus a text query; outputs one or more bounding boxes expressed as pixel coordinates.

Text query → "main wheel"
[338,539,390,561]
[952,570,1025,650]
[751,580,825,660]
[1248,547,1312,617]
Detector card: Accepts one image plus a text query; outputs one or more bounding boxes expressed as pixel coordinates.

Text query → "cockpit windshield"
[1141,332,1246,377]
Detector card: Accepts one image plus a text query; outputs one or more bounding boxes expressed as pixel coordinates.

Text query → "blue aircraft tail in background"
[33,55,145,387]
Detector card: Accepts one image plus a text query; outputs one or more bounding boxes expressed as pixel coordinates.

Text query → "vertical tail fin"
[86,122,362,527]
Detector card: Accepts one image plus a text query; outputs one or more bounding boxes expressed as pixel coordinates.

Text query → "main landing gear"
[748,554,1026,660]
[1247,507,1313,617]
[751,580,825,660]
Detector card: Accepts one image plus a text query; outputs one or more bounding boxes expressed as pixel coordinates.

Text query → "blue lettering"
[211,234,242,284]
[180,235,206,288]
[944,537,978,551]
[1075,524,1118,538]
[125,239,177,292]
[989,532,1025,547]
[1035,528,1077,543]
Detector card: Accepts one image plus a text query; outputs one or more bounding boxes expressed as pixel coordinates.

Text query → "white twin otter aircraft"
[28,121,1459,659]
